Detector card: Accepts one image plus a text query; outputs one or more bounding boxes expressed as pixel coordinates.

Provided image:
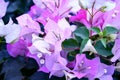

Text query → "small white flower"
[37,53,43,58]
[63,70,76,80]
[109,34,117,42]
[82,39,97,53]
[40,59,45,64]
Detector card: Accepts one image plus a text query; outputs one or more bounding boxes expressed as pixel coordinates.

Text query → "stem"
[60,7,72,17]
[42,2,53,13]
[87,9,92,17]
[89,0,96,36]
[93,9,100,16]
[57,0,60,8]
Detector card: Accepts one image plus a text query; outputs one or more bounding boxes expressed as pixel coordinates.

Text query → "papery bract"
[17,14,43,37]
[35,0,71,16]
[7,39,28,57]
[103,0,120,29]
[0,0,9,18]
[70,9,87,22]
[31,34,51,54]
[27,34,52,72]
[92,12,104,30]
[79,0,94,9]
[68,0,81,13]
[79,0,116,11]
[45,52,69,77]
[33,0,72,24]
[27,51,49,73]
[33,0,45,8]
[72,54,100,79]
[70,9,104,29]
[0,19,21,43]
[44,18,72,52]
[95,63,114,80]
[29,5,43,19]
[111,37,120,62]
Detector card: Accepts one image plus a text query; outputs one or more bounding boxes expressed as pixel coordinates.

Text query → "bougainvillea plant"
[0,0,120,80]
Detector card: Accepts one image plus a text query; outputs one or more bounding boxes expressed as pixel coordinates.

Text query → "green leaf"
[74,35,83,44]
[67,51,76,61]
[90,34,100,41]
[62,38,79,52]
[100,38,106,48]
[91,27,100,33]
[103,26,118,36]
[67,49,80,61]
[94,40,112,57]
[74,22,85,27]
[80,39,89,53]
[74,27,89,39]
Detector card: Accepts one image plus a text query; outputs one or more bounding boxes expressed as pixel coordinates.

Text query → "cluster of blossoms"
[1,0,120,80]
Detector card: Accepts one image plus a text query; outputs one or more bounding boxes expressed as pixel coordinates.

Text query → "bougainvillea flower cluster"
[1,0,120,80]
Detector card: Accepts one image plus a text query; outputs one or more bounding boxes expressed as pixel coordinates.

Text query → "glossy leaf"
[100,38,107,48]
[62,38,79,52]
[91,27,100,33]
[74,27,89,39]
[80,39,89,53]
[94,40,112,57]
[103,26,119,36]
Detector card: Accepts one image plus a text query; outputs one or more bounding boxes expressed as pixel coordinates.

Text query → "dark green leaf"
[74,27,89,39]
[103,26,118,36]
[94,40,112,57]
[67,50,79,61]
[75,35,83,43]
[67,52,75,61]
[21,58,39,77]
[62,38,79,52]
[29,71,66,80]
[3,0,34,24]
[1,56,25,80]
[80,39,89,53]
[29,71,49,80]
[0,50,10,64]
[100,38,106,48]
[74,22,85,27]
[90,34,100,41]
[91,27,100,33]
[4,70,23,80]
